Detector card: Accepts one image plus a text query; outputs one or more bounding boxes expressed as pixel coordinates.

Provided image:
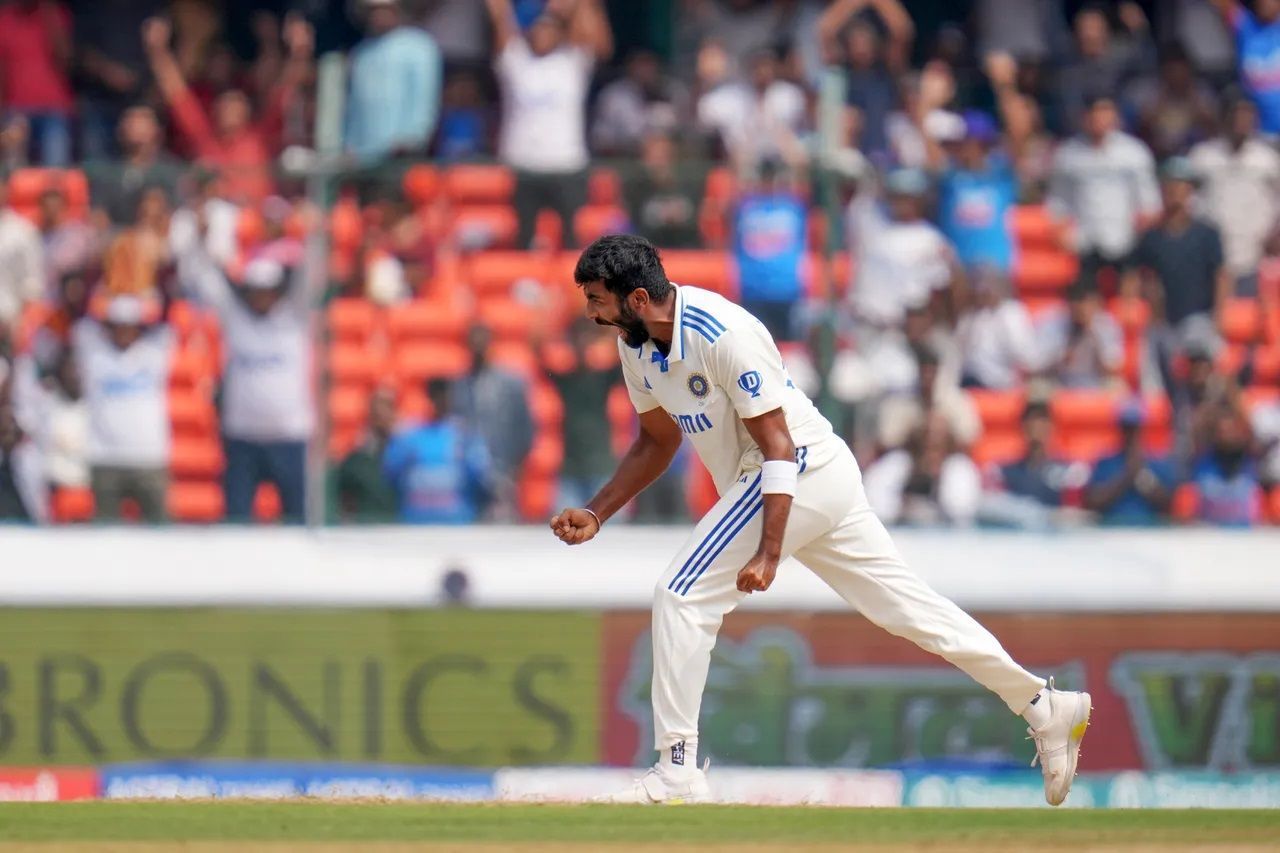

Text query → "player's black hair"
[574,235,673,303]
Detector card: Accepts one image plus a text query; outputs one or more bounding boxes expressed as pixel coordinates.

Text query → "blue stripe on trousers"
[676,492,765,596]
[667,473,762,593]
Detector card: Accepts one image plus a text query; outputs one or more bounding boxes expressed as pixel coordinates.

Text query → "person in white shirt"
[550,235,1090,807]
[862,413,982,526]
[188,254,314,524]
[1189,97,1280,291]
[1038,281,1124,389]
[485,0,612,248]
[74,294,174,523]
[956,266,1045,389]
[0,178,44,337]
[0,403,45,523]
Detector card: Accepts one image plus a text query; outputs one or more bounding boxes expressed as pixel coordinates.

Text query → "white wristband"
[760,460,798,496]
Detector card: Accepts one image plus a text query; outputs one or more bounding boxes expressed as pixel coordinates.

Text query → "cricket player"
[550,235,1090,805]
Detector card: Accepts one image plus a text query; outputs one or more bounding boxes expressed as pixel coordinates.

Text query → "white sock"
[660,740,697,773]
[1022,688,1051,729]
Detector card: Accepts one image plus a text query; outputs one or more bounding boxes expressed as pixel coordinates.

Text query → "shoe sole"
[1054,692,1093,806]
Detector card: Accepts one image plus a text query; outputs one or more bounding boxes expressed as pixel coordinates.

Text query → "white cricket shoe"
[592,760,711,804]
[1027,678,1093,806]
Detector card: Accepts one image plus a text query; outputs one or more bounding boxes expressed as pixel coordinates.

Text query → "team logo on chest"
[687,372,711,399]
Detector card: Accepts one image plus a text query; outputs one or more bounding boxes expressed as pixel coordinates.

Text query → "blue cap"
[963,110,999,144]
[884,167,930,197]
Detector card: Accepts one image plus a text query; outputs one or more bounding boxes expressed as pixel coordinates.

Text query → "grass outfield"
[0,803,1277,851]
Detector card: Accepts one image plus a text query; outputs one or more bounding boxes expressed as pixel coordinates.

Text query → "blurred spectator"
[1253,396,1280,489]
[956,267,1043,390]
[979,399,1089,530]
[681,0,790,67]
[74,294,173,523]
[1191,402,1262,526]
[418,0,490,67]
[73,0,160,160]
[984,52,1055,199]
[863,414,981,526]
[25,270,89,372]
[1189,97,1280,291]
[1056,3,1155,135]
[30,346,88,498]
[38,186,97,296]
[935,110,1017,275]
[1125,45,1217,161]
[1048,94,1160,292]
[847,167,955,328]
[694,39,749,158]
[592,50,686,156]
[84,106,182,227]
[887,61,963,171]
[819,0,914,162]
[486,0,612,249]
[1212,0,1280,134]
[102,186,172,298]
[169,171,240,272]
[435,70,491,161]
[1039,282,1125,389]
[328,385,400,523]
[0,403,45,522]
[346,0,443,164]
[623,132,703,249]
[452,323,533,521]
[731,48,809,178]
[877,344,979,452]
[732,160,805,341]
[383,378,491,524]
[1170,329,1234,460]
[0,0,73,166]
[543,319,617,510]
[203,257,312,524]
[143,15,313,203]
[1131,156,1230,388]
[0,178,44,335]
[1084,403,1177,525]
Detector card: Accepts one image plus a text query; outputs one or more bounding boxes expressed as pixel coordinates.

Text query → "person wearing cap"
[1048,92,1160,289]
[1130,155,1231,391]
[72,293,174,523]
[936,109,1018,275]
[1189,96,1280,291]
[186,254,314,524]
[345,0,442,164]
[1084,402,1178,526]
[846,165,957,329]
[485,0,612,249]
[955,265,1045,390]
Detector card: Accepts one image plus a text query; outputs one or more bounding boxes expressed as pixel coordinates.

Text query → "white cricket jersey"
[619,285,844,495]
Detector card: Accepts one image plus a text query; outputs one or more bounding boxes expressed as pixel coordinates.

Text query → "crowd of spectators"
[0,0,1279,529]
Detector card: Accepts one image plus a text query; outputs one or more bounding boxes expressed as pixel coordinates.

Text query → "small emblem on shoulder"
[737,370,763,398]
[687,372,710,398]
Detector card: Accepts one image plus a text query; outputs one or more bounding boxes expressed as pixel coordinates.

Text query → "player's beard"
[600,300,650,347]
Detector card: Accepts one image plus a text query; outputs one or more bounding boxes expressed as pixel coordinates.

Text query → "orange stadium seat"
[328,384,369,431]
[327,298,379,344]
[1051,390,1121,431]
[169,347,214,389]
[386,299,468,343]
[526,434,564,478]
[329,426,361,460]
[168,388,216,437]
[970,431,1027,467]
[50,487,95,523]
[1220,298,1263,344]
[328,342,385,387]
[1009,205,1059,248]
[573,205,629,245]
[444,164,515,204]
[1268,487,1280,525]
[329,198,364,253]
[1254,345,1280,385]
[478,299,537,340]
[7,168,89,220]
[1171,483,1200,523]
[1023,296,1064,321]
[170,437,225,480]
[530,383,565,427]
[1109,297,1151,336]
[1217,343,1248,377]
[587,167,621,206]
[394,341,472,383]
[451,205,519,248]
[1242,386,1280,415]
[518,474,556,521]
[704,168,736,204]
[660,250,732,297]
[1013,248,1078,294]
[1053,430,1121,464]
[467,251,549,296]
[968,389,1027,431]
[488,340,538,378]
[403,165,440,208]
[254,484,282,522]
[168,481,224,523]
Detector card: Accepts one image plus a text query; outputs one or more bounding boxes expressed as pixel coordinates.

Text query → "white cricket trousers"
[650,439,1045,751]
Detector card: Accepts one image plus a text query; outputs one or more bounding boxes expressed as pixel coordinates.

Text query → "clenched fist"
[549,507,601,545]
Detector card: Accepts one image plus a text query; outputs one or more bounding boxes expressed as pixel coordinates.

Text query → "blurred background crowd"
[0,0,1279,529]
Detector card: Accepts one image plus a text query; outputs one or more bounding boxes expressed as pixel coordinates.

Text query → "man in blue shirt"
[382,379,491,524]
[1084,403,1178,525]
[345,0,443,163]
[937,111,1017,274]
[1214,0,1280,134]
[732,160,806,342]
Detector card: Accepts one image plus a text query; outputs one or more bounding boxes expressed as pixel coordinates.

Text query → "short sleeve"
[706,322,790,420]
[618,341,660,414]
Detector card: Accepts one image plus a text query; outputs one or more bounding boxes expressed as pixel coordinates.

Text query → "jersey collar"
[664,284,688,364]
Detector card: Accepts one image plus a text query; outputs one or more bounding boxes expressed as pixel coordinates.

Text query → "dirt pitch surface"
[0,803,1276,852]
